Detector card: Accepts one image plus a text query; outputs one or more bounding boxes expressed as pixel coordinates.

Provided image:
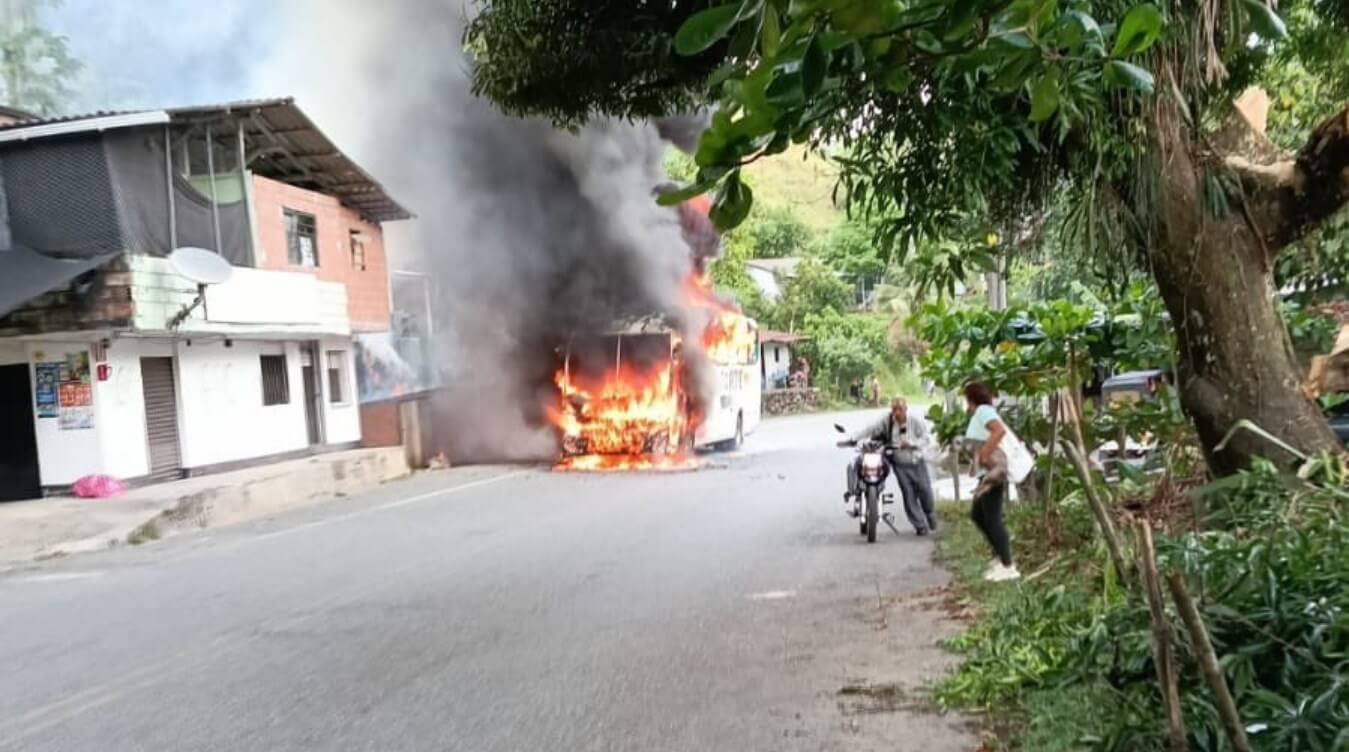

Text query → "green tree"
[797,307,889,392]
[709,222,772,320]
[769,258,851,332]
[466,0,1349,473]
[0,0,79,115]
[744,203,812,258]
[814,219,886,292]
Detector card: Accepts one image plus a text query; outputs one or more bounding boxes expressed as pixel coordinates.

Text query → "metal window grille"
[284,209,318,267]
[260,355,290,405]
[349,231,366,271]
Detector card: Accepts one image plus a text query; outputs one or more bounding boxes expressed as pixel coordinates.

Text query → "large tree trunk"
[1139,97,1347,475]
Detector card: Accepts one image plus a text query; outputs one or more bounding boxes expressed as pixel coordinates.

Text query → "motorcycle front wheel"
[865,485,879,543]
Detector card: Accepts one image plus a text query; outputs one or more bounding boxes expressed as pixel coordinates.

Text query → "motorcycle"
[834,424,898,543]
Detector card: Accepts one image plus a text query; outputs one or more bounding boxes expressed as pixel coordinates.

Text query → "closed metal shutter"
[140,357,182,481]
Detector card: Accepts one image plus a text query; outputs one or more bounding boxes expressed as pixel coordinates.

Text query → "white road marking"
[6,571,105,585]
[247,469,532,544]
[747,590,797,601]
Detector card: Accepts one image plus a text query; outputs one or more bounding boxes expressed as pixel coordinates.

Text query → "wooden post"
[1137,522,1187,751]
[1167,572,1253,752]
[1060,439,1132,586]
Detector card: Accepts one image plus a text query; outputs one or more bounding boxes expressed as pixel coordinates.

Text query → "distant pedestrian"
[849,379,862,404]
[964,382,1019,582]
[869,376,881,405]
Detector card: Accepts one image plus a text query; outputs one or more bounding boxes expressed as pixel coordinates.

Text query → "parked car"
[1101,369,1167,406]
[1097,370,1169,480]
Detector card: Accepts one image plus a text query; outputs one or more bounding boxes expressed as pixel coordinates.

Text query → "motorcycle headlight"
[862,455,884,470]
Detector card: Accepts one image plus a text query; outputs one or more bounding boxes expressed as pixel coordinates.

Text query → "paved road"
[0,411,976,751]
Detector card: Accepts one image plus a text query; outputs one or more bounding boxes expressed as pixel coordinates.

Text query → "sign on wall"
[34,362,60,418]
[56,351,94,430]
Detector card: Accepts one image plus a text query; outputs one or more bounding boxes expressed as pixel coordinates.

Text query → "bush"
[936,459,1349,751]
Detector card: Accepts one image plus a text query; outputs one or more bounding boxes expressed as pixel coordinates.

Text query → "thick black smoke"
[256,0,714,462]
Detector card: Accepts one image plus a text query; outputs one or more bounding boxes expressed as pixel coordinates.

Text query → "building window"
[774,346,781,364]
[349,230,367,271]
[260,355,290,405]
[284,209,318,267]
[326,350,349,404]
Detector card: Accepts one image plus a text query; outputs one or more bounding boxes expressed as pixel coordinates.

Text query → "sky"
[45,0,279,112]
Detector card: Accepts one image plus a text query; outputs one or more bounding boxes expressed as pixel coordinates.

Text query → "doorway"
[0,364,40,501]
[140,357,182,481]
[300,344,324,446]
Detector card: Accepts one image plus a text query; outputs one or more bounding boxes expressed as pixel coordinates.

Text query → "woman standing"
[964,382,1020,582]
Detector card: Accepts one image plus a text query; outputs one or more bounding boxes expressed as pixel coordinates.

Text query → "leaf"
[710,171,755,230]
[1058,10,1103,48]
[1104,60,1155,93]
[675,3,742,56]
[1241,0,1287,39]
[655,181,713,206]
[997,30,1036,49]
[801,33,826,96]
[762,7,782,56]
[1029,70,1060,122]
[1112,4,1163,57]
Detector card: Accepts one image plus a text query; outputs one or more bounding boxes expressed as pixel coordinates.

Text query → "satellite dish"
[169,247,233,286]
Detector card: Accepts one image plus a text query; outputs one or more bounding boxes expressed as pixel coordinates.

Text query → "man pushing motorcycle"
[840,397,938,536]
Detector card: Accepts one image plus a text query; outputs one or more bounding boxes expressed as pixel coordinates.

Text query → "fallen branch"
[1138,522,1187,752]
[1167,572,1253,752]
[1060,439,1133,587]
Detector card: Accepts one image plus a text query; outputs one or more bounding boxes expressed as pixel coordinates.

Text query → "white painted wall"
[26,342,102,486]
[763,342,792,388]
[320,337,360,445]
[175,339,309,468]
[97,340,154,480]
[0,341,26,365]
[13,334,368,487]
[129,256,351,337]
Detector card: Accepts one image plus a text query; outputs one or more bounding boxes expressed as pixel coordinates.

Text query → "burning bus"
[544,188,760,471]
[549,276,762,471]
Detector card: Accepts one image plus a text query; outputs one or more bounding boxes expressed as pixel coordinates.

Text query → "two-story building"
[0,98,411,499]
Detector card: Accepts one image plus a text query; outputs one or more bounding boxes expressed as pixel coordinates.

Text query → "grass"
[742,145,844,233]
[126,520,161,546]
[931,495,1133,751]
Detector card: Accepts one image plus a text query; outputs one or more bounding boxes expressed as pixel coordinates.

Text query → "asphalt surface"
[0,411,977,751]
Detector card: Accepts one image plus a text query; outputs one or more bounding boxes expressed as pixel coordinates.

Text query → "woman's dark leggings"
[971,481,1013,566]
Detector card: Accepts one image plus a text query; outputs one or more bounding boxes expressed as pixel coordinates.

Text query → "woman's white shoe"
[984,564,1021,582]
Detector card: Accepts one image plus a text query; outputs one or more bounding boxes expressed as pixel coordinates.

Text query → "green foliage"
[765,257,852,331]
[1280,300,1341,354]
[1276,209,1349,302]
[812,219,884,287]
[465,0,719,128]
[744,203,814,258]
[710,222,772,320]
[796,308,892,393]
[938,459,1349,751]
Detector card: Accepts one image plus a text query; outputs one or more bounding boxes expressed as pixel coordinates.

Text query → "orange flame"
[550,194,757,472]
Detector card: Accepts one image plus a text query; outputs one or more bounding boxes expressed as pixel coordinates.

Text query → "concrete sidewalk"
[0,447,411,568]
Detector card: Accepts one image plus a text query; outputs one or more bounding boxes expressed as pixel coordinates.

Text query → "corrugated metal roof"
[0,98,412,224]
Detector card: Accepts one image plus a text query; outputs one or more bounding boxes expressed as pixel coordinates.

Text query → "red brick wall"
[359,402,402,448]
[252,175,392,332]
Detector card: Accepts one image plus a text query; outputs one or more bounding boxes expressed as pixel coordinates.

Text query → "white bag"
[1001,429,1035,484]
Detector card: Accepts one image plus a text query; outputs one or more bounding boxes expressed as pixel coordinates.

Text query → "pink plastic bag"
[72,475,127,499]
